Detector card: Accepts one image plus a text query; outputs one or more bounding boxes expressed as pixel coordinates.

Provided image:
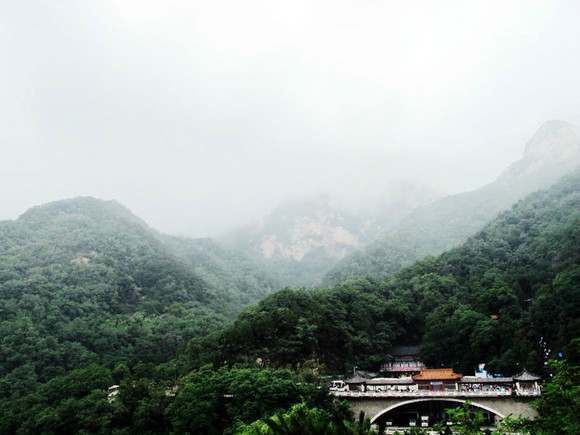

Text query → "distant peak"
[522,120,578,160]
[18,196,148,229]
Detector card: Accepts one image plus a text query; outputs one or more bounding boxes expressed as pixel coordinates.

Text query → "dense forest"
[0,197,278,384]
[1,168,579,433]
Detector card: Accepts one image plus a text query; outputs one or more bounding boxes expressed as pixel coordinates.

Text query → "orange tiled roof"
[412,368,463,381]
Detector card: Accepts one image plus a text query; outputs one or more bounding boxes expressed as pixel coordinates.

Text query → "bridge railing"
[332,390,541,398]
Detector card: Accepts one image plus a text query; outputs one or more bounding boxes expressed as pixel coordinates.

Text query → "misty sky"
[1,1,579,237]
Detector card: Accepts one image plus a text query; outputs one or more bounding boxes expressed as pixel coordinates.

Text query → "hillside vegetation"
[0,197,278,386]
[185,168,580,375]
[1,168,579,433]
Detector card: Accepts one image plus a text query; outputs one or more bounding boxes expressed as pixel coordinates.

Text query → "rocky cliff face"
[497,120,580,184]
[224,198,363,262]
[221,188,435,287]
[522,120,579,160]
[224,187,437,263]
[259,219,359,261]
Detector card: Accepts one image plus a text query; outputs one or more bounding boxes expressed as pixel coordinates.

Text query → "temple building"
[380,346,425,377]
[340,367,540,395]
[513,370,541,392]
[412,368,463,392]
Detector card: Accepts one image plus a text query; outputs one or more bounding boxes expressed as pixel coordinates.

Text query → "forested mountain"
[1,127,579,432]
[1,168,579,434]
[0,197,277,388]
[185,167,580,376]
[162,236,280,306]
[323,120,580,285]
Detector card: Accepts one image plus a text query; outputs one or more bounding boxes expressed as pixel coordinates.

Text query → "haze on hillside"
[1,1,579,237]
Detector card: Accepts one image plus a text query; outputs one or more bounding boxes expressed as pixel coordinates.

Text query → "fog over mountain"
[222,120,580,287]
[1,1,580,237]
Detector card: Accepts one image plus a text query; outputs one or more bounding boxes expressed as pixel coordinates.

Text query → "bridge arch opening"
[370,398,505,427]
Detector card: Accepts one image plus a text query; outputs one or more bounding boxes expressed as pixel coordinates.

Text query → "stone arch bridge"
[334,391,538,425]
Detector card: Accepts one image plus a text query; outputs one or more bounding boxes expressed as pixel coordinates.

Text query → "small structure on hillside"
[107,385,119,402]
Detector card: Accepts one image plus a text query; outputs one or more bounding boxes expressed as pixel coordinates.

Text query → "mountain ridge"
[183,166,580,375]
[323,120,580,285]
[0,196,279,382]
